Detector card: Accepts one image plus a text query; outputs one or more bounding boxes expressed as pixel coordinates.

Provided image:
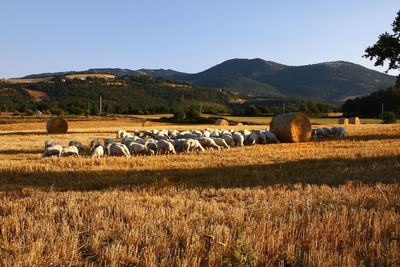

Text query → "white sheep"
[40,144,63,159]
[68,140,86,152]
[61,146,79,157]
[256,132,267,145]
[332,127,346,137]
[108,143,131,158]
[104,138,116,147]
[198,137,221,151]
[156,140,176,155]
[213,137,230,149]
[232,133,244,147]
[172,139,187,153]
[264,130,280,143]
[44,140,62,150]
[90,140,101,150]
[116,130,127,139]
[323,127,334,137]
[184,139,205,152]
[221,134,234,147]
[90,145,104,158]
[246,133,258,146]
[130,143,154,156]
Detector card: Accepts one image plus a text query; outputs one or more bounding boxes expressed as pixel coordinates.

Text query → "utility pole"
[283,103,285,114]
[99,96,102,114]
[200,99,203,115]
[381,103,384,116]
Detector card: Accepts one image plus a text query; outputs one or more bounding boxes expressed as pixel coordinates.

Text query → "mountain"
[168,59,396,103]
[19,58,397,103]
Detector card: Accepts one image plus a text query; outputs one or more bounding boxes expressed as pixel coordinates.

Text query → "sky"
[0,0,399,78]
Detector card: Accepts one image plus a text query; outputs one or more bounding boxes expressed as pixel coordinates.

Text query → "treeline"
[230,97,341,116]
[342,86,400,118]
[0,75,232,115]
[0,75,341,117]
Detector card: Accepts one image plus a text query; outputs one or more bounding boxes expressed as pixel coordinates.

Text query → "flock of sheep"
[40,128,281,159]
[40,126,346,159]
[311,126,346,139]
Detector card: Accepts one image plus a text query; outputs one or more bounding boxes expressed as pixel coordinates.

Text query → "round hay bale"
[142,120,152,127]
[234,122,244,126]
[349,117,360,124]
[46,117,68,134]
[215,119,229,126]
[338,118,349,124]
[270,112,311,142]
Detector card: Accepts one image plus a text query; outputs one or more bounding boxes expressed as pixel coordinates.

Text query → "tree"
[364,10,400,86]
[382,111,397,124]
[245,105,261,116]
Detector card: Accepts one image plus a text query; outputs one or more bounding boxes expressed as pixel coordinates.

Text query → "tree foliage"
[364,10,400,85]
[342,86,400,118]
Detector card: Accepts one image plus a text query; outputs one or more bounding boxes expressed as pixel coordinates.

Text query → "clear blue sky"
[1,0,399,78]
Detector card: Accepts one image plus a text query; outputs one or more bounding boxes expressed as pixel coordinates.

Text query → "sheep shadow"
[0,130,118,136]
[0,154,398,192]
[0,149,43,155]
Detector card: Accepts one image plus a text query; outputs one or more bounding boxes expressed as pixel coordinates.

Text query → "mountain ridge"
[18,58,397,103]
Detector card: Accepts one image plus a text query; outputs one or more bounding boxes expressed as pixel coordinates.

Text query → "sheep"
[184,139,205,153]
[232,133,244,147]
[143,130,153,138]
[145,141,158,154]
[130,143,154,156]
[198,137,221,151]
[264,130,280,144]
[213,137,230,149]
[156,140,176,155]
[323,127,334,137]
[316,128,331,138]
[90,140,101,150]
[133,130,141,136]
[44,140,62,150]
[104,138,115,147]
[108,143,131,158]
[61,146,79,157]
[311,128,318,137]
[40,144,63,159]
[240,129,251,136]
[221,134,234,147]
[172,139,187,153]
[116,130,127,139]
[245,133,258,146]
[68,140,86,152]
[154,134,169,141]
[256,132,267,145]
[202,130,211,138]
[331,127,346,137]
[90,145,104,158]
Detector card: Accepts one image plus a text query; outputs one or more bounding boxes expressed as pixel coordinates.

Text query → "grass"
[0,120,399,266]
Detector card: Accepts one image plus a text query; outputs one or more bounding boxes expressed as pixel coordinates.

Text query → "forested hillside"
[0,75,339,116]
[19,58,397,104]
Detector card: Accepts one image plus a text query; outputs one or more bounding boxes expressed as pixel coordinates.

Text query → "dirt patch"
[25,89,49,102]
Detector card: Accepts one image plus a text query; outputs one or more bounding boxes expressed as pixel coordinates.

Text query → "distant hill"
[0,75,233,113]
[19,58,397,103]
[169,59,396,103]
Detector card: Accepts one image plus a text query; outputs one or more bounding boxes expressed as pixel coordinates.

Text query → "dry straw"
[270,112,311,142]
[215,119,229,126]
[349,117,360,124]
[338,118,349,124]
[46,117,68,134]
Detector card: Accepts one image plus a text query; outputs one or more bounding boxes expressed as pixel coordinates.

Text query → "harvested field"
[0,120,399,266]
